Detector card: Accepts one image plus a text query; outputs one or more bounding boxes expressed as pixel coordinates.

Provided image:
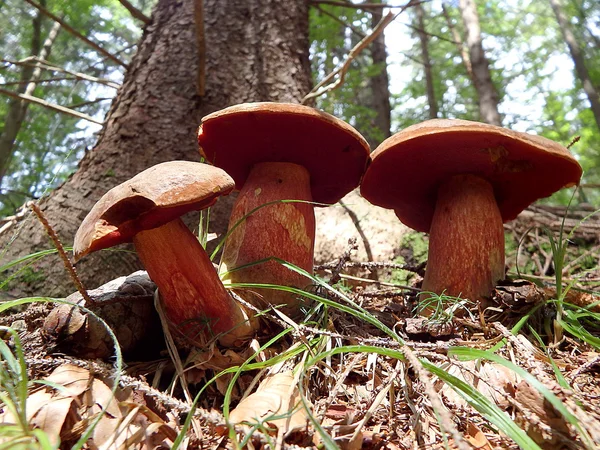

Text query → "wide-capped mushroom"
[73,161,253,346]
[197,102,370,314]
[361,119,582,303]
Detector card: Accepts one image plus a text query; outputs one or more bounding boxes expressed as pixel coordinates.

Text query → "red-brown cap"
[73,161,235,261]
[361,119,583,232]
[197,102,370,204]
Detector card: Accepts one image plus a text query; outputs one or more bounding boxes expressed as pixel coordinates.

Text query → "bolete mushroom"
[73,161,253,346]
[197,102,370,315]
[360,119,582,303]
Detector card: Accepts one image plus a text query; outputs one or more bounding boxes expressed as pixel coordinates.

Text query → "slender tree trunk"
[0,4,61,186]
[549,0,600,130]
[414,2,438,119]
[368,5,391,146]
[0,0,311,298]
[458,0,501,126]
[442,3,473,80]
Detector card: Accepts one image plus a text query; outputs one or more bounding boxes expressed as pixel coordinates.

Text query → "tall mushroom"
[73,161,253,346]
[197,103,370,315]
[360,119,582,303]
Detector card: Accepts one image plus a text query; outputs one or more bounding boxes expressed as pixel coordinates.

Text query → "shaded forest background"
[0,0,599,289]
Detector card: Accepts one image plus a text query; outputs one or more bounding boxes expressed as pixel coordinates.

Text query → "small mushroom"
[360,119,582,303]
[73,161,253,346]
[198,102,370,315]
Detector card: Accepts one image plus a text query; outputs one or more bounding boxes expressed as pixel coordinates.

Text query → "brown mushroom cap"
[360,119,583,232]
[74,161,235,261]
[197,102,370,204]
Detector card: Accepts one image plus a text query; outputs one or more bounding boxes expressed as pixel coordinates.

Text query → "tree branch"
[22,0,129,69]
[315,5,366,39]
[118,0,151,24]
[310,0,402,10]
[302,5,404,103]
[0,88,104,125]
[1,58,121,89]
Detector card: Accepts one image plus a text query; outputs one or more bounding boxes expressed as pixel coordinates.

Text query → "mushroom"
[73,161,253,346]
[197,102,370,315]
[360,119,582,303]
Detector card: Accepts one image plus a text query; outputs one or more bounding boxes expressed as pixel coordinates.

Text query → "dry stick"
[302,8,400,104]
[2,58,121,89]
[0,88,104,125]
[403,346,470,450]
[28,202,94,305]
[118,0,151,24]
[22,0,129,69]
[339,200,378,281]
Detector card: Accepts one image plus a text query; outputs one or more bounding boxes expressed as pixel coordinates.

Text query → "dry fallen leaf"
[229,371,310,436]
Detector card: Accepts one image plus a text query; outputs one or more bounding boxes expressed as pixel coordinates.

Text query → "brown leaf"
[229,371,310,436]
[31,397,74,446]
[46,364,90,397]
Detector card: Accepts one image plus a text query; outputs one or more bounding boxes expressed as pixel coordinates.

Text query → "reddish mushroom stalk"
[198,102,370,316]
[133,218,250,345]
[73,161,253,347]
[421,174,505,301]
[220,162,315,312]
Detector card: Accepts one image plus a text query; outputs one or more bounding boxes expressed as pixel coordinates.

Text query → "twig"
[315,5,366,39]
[315,260,424,273]
[22,0,129,68]
[67,97,112,109]
[302,7,401,103]
[329,237,359,285]
[118,0,151,24]
[0,88,104,125]
[1,57,121,89]
[28,202,94,305]
[339,199,377,280]
[310,0,408,10]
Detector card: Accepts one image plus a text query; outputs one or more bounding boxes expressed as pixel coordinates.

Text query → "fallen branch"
[0,88,104,125]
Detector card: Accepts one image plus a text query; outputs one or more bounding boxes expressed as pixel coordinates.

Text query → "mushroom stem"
[133,218,252,346]
[220,162,316,315]
[422,174,505,303]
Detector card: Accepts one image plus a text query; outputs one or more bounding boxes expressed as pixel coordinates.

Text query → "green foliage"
[0,0,155,217]
[389,231,428,285]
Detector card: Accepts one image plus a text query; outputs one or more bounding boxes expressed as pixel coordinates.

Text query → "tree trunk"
[458,0,501,126]
[368,5,391,146]
[414,2,438,119]
[0,3,61,186]
[549,0,600,130]
[0,0,311,298]
[441,4,473,81]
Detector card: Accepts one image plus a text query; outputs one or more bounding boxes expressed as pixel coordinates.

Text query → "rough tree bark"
[549,0,600,131]
[368,5,391,146]
[414,2,438,119]
[0,0,311,298]
[0,3,61,186]
[458,0,501,126]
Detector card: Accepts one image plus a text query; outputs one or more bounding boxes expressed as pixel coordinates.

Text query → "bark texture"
[549,0,600,130]
[0,5,61,186]
[458,0,501,126]
[1,0,311,298]
[414,2,438,119]
[368,6,391,145]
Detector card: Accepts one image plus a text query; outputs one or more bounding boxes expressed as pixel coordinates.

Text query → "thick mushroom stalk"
[197,103,370,317]
[220,162,315,313]
[133,218,252,346]
[422,174,505,302]
[73,161,253,347]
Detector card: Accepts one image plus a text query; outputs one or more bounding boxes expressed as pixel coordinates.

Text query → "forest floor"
[1,203,600,449]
